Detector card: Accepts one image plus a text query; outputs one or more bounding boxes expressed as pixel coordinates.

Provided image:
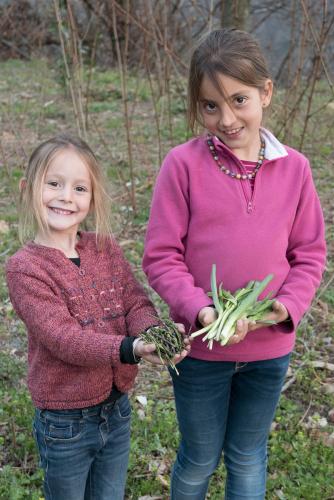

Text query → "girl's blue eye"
[76,186,88,193]
[48,181,59,187]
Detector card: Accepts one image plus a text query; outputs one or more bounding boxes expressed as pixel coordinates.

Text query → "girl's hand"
[228,300,289,345]
[134,323,191,365]
[249,300,289,331]
[227,317,253,345]
[198,306,217,327]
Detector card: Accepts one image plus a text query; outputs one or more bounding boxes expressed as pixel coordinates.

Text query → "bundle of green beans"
[139,319,186,374]
[191,265,276,349]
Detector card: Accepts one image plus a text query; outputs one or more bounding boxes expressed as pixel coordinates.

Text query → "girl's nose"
[59,185,73,202]
[219,103,236,128]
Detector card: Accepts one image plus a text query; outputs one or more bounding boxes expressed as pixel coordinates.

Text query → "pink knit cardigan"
[6,232,158,409]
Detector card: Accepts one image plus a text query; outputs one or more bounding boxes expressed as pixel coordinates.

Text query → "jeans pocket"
[115,395,131,420]
[47,422,82,440]
[36,409,84,443]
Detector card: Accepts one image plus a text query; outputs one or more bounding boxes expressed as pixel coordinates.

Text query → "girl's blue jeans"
[169,354,290,500]
[33,394,131,500]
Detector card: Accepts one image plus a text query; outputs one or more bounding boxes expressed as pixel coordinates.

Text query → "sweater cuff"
[120,337,140,364]
[188,298,214,328]
[275,296,300,333]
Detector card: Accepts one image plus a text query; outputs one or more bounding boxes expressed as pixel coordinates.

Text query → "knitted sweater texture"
[6,232,158,409]
[143,131,326,362]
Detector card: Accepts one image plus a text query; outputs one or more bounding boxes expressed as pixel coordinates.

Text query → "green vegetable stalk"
[191,265,276,349]
[139,319,186,374]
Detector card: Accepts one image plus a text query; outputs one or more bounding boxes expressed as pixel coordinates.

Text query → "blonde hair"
[188,28,272,132]
[19,134,113,248]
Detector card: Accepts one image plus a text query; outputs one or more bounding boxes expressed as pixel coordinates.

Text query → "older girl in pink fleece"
[143,28,326,499]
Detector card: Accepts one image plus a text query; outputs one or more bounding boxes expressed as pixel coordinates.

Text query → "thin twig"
[52,0,83,136]
[300,0,334,97]
[111,0,136,214]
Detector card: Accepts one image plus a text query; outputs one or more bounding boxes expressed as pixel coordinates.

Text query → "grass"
[0,57,333,499]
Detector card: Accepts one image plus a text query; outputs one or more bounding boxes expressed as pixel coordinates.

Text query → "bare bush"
[0,0,53,60]
[1,0,333,212]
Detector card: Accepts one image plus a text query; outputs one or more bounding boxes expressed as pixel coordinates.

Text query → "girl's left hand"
[228,300,289,345]
[135,323,192,365]
[251,300,289,329]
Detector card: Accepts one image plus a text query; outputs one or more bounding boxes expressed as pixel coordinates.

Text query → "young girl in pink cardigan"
[143,28,326,499]
[6,133,189,500]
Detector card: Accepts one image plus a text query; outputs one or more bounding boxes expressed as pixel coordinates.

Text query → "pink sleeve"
[276,161,326,330]
[143,151,213,326]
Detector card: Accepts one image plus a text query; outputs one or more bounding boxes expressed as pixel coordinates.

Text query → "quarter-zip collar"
[210,127,288,162]
[207,128,288,216]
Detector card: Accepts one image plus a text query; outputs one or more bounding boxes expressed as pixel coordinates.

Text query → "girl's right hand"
[134,324,191,366]
[197,308,252,346]
[134,340,163,364]
[197,306,217,327]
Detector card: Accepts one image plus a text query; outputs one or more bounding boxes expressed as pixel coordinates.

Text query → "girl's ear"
[19,177,27,192]
[261,79,273,108]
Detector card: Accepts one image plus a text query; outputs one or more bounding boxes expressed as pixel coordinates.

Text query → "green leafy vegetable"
[139,319,186,374]
[191,265,276,349]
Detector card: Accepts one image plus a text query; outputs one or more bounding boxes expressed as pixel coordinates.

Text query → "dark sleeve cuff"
[120,337,140,364]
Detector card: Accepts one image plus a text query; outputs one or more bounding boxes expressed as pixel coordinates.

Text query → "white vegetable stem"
[191,265,275,349]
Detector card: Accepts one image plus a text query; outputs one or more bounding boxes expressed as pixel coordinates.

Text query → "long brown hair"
[19,133,113,248]
[187,28,272,132]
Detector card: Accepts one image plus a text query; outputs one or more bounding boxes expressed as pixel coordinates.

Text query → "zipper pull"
[247,201,253,213]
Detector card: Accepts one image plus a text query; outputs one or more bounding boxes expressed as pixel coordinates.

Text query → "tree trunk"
[221,0,250,30]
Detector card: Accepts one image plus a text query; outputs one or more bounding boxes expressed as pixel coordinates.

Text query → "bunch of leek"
[191,265,276,349]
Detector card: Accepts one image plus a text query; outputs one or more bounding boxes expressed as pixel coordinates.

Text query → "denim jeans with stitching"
[33,394,131,500]
[169,354,290,500]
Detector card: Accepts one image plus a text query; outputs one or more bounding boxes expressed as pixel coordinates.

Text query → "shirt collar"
[260,128,288,160]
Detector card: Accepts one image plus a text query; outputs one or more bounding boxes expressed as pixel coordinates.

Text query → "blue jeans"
[33,394,131,500]
[169,354,290,500]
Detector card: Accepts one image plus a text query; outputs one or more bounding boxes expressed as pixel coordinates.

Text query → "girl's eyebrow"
[45,174,90,184]
[199,90,249,102]
[229,90,250,98]
[199,97,216,102]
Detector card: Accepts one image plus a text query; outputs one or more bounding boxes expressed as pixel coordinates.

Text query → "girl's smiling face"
[41,149,92,238]
[199,73,273,160]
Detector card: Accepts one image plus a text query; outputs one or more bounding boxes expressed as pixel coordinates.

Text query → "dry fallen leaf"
[0,220,10,234]
[310,360,334,371]
[328,408,334,423]
[322,431,334,448]
[138,497,163,500]
[322,382,334,395]
[137,408,146,420]
[136,395,148,406]
[157,474,169,489]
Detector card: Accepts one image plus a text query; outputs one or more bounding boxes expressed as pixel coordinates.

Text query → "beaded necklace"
[207,134,265,180]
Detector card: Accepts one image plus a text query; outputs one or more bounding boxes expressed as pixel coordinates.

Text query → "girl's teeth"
[225,128,241,135]
[51,208,72,215]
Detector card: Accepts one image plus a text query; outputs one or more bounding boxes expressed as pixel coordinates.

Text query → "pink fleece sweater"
[143,130,326,362]
[6,232,158,409]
